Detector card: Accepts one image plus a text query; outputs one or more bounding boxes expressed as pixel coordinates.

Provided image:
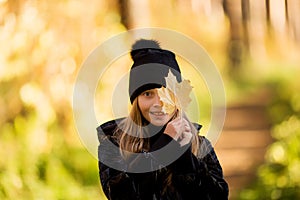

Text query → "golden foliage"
[157,70,193,115]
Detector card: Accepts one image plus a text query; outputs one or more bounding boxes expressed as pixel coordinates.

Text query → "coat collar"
[97,117,202,138]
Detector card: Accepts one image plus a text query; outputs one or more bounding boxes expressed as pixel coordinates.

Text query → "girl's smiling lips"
[149,111,166,116]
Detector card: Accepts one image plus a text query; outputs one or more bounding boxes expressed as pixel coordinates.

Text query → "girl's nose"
[153,92,163,106]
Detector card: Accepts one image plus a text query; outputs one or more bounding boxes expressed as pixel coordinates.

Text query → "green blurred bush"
[238,70,300,200]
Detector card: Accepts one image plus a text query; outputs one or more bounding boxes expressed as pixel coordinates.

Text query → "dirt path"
[215,100,273,199]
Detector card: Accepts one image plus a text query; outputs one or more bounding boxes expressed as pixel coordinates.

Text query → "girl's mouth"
[150,111,165,116]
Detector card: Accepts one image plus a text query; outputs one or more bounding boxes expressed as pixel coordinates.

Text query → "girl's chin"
[149,115,169,126]
[150,121,166,126]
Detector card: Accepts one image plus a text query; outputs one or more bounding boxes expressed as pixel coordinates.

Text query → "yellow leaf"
[157,87,176,114]
[157,70,193,114]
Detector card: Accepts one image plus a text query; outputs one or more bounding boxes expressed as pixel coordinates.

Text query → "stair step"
[223,106,271,130]
[216,148,268,176]
[215,129,273,149]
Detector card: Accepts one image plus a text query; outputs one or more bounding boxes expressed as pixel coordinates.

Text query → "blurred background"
[1,0,300,199]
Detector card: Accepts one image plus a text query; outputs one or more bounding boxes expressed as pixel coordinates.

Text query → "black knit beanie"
[129,39,182,103]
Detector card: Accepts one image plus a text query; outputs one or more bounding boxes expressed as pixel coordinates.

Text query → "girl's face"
[137,88,174,126]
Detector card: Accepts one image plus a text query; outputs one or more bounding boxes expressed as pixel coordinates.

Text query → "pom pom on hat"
[131,39,161,51]
[130,39,161,60]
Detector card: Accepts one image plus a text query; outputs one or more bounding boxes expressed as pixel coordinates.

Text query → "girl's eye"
[143,91,153,97]
[144,92,151,96]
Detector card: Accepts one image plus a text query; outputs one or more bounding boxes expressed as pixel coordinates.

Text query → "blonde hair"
[115,99,200,159]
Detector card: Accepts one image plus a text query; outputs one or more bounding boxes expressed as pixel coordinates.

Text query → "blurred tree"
[0,0,125,199]
[241,0,250,50]
[284,0,289,22]
[222,0,246,70]
[266,0,271,27]
[118,0,130,29]
[287,0,300,42]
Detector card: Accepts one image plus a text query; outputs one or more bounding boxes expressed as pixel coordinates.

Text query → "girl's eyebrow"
[145,89,156,92]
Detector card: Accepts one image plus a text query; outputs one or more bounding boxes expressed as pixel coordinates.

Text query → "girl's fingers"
[178,131,193,146]
[165,117,192,141]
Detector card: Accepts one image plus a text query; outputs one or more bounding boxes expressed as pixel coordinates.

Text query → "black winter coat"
[97,119,229,200]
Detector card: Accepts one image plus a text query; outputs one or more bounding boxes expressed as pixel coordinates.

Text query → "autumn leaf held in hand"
[157,70,193,114]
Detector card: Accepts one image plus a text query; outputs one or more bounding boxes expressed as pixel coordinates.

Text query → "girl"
[97,39,229,200]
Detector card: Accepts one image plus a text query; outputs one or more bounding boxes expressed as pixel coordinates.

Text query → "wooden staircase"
[214,96,273,199]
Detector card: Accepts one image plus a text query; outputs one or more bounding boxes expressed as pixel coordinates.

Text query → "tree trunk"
[241,0,250,51]
[222,0,244,69]
[118,0,130,29]
[118,0,151,29]
[265,0,271,27]
[285,0,289,22]
[288,0,300,42]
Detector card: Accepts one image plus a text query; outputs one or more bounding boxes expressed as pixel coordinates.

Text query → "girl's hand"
[164,118,192,146]
[178,123,193,147]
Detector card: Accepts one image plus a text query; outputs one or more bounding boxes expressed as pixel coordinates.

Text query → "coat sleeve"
[168,136,229,199]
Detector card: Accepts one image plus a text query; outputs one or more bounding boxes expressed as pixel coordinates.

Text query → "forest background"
[1,0,300,199]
